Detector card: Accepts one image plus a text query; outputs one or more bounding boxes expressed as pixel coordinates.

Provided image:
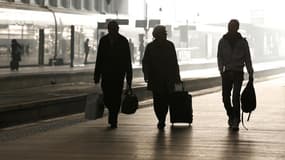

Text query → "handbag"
[85,93,104,120]
[121,88,138,114]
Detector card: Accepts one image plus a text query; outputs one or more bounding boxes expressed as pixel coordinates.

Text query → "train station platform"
[0,59,285,128]
[0,74,284,160]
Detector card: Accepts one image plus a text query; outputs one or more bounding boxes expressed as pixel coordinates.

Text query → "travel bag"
[169,83,193,124]
[121,88,138,114]
[85,93,104,120]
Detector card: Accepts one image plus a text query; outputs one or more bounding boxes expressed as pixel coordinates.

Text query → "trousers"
[222,71,243,121]
[152,91,171,124]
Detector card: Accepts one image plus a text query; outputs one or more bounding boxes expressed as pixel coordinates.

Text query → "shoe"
[227,110,233,128]
[110,123,117,129]
[157,122,165,130]
[228,117,233,128]
[232,126,239,131]
[231,119,240,131]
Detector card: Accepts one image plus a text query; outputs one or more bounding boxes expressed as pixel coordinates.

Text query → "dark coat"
[142,39,180,93]
[11,41,22,62]
[217,32,254,76]
[84,40,89,54]
[94,33,132,107]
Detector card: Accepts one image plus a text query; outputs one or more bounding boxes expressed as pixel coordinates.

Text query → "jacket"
[94,33,132,86]
[142,39,180,93]
[217,33,254,76]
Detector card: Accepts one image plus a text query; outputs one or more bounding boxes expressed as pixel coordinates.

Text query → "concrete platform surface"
[0,74,284,160]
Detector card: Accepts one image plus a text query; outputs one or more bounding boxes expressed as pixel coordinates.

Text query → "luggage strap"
[241,112,251,130]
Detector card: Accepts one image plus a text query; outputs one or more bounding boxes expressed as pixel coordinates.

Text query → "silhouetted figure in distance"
[10,39,22,71]
[94,21,133,129]
[128,38,135,63]
[139,35,145,64]
[217,19,254,131]
[142,25,181,129]
[84,38,90,64]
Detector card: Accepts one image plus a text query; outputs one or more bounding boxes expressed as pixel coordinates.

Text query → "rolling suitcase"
[169,83,193,125]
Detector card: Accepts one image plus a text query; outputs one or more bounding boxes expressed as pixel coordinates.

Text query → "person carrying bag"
[142,25,181,130]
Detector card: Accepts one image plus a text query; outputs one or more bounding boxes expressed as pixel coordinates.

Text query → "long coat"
[94,33,133,107]
[142,39,180,93]
[11,41,22,62]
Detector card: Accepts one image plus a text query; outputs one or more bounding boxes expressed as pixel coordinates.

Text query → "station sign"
[106,19,129,25]
[135,19,161,28]
[149,19,161,28]
[135,20,147,28]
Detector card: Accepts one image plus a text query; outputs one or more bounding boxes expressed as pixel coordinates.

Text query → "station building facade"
[1,0,128,14]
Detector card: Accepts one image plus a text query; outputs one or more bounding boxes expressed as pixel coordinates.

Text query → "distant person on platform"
[84,38,90,64]
[217,19,254,131]
[139,38,145,64]
[129,38,135,63]
[94,21,133,129]
[10,39,22,71]
[142,25,181,129]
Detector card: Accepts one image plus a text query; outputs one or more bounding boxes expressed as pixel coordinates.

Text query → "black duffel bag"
[121,88,138,114]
